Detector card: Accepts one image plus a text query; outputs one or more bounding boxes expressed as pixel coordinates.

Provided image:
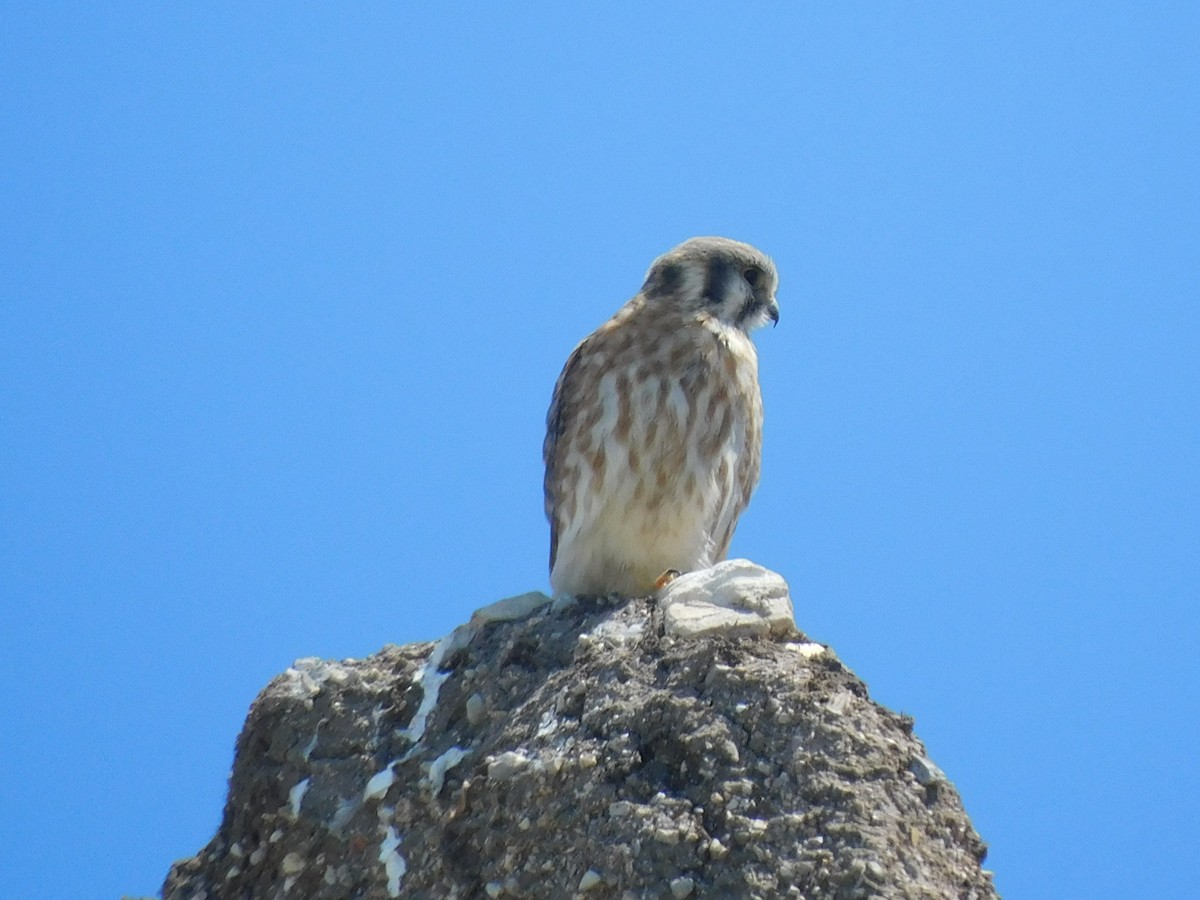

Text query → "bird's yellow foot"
[653,569,682,590]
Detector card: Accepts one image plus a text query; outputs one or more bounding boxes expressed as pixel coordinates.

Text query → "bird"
[543,236,779,597]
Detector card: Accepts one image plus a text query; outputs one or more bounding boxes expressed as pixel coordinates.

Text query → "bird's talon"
[653,569,682,590]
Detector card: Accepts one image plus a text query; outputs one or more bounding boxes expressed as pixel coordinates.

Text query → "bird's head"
[640,236,780,332]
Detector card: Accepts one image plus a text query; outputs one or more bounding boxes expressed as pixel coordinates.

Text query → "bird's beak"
[767,297,780,327]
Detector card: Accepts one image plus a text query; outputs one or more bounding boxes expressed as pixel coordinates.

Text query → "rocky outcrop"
[163,562,997,899]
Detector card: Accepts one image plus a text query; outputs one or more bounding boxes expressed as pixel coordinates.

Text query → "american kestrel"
[544,236,779,597]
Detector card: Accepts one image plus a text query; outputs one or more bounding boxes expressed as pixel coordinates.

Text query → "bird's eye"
[744,267,761,287]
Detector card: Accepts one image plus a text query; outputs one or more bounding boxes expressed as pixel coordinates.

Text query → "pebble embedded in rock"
[487,750,534,781]
[280,852,305,876]
[578,869,602,891]
[670,876,695,897]
[465,693,485,725]
[909,755,946,786]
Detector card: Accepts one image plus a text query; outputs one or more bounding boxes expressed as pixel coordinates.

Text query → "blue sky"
[2,4,1197,898]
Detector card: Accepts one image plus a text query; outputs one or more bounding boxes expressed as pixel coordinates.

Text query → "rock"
[469,591,553,626]
[910,754,948,787]
[464,693,485,725]
[670,874,696,896]
[578,869,603,891]
[486,750,536,781]
[658,559,796,639]
[162,577,997,899]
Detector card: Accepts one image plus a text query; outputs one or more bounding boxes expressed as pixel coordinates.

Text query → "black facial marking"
[704,256,733,305]
[646,262,682,296]
[738,297,759,324]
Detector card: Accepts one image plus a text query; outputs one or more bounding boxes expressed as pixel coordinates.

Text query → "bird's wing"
[543,334,593,575]
[712,431,760,562]
[711,345,763,562]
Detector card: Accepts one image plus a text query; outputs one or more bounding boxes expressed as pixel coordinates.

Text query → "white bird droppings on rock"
[364,766,395,802]
[396,632,460,749]
[657,559,795,639]
[427,745,468,795]
[379,825,406,897]
[299,729,319,761]
[288,778,309,818]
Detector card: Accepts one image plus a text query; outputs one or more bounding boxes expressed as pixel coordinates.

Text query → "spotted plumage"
[544,236,779,596]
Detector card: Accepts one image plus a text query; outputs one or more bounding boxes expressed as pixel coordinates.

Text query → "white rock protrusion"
[470,591,553,626]
[658,559,795,639]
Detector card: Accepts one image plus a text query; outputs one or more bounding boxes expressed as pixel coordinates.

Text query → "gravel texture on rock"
[163,589,997,899]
